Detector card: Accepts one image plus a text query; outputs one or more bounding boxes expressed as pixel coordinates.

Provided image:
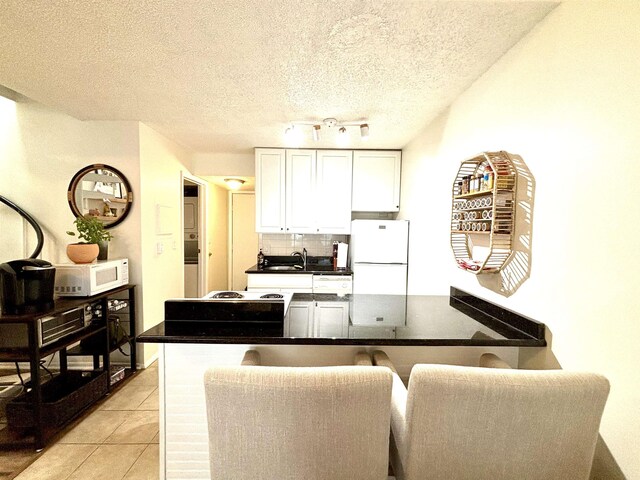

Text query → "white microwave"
[54,258,129,297]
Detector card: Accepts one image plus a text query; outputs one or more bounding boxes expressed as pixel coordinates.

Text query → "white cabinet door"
[313,301,349,338]
[352,150,401,212]
[285,149,316,233]
[315,150,353,234]
[255,148,286,232]
[285,301,313,337]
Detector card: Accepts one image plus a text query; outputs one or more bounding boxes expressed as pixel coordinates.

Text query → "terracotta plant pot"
[66,243,99,264]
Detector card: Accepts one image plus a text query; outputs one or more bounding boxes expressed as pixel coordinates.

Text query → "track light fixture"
[283,118,370,143]
[284,124,302,143]
[360,123,369,140]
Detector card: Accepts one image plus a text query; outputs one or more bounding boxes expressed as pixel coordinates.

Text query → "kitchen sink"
[262,265,302,271]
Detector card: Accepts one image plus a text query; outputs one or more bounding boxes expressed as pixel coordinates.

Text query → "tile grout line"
[60,377,158,480]
[60,444,100,480]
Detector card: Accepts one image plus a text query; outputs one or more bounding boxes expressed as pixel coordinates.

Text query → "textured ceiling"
[0,1,557,154]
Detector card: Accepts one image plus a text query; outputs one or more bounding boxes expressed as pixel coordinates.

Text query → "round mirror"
[67,164,133,229]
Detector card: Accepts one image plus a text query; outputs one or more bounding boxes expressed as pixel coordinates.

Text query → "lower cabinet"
[286,301,313,337]
[285,300,349,338]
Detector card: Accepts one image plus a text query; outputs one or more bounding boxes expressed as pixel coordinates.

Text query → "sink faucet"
[291,248,308,269]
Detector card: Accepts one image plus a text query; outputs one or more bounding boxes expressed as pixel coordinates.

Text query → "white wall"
[400,2,640,477]
[0,98,193,368]
[138,123,192,363]
[0,98,141,279]
[191,151,254,177]
[207,181,228,292]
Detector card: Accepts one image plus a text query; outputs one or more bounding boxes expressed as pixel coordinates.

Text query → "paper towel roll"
[337,242,348,269]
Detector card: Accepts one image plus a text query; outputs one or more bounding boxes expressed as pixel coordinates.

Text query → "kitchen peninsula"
[138,287,544,480]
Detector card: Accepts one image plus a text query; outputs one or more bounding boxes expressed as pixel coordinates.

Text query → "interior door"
[231,192,258,291]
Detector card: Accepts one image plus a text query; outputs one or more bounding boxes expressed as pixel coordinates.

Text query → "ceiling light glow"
[224,178,245,190]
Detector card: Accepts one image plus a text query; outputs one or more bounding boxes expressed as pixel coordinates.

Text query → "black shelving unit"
[0,284,136,450]
[66,286,137,383]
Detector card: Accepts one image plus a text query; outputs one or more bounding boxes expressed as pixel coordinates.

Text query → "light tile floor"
[10,363,159,480]
[4,363,397,480]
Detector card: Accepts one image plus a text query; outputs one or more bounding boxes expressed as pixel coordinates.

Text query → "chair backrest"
[403,364,610,480]
[204,365,392,480]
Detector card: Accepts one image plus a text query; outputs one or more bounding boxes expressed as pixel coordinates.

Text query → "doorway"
[229,192,257,291]
[181,174,208,298]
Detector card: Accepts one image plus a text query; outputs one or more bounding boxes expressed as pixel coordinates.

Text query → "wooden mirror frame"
[67,164,133,229]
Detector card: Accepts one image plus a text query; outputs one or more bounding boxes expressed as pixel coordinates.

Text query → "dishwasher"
[312,275,352,296]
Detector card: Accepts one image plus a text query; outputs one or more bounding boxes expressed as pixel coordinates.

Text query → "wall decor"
[67,164,133,229]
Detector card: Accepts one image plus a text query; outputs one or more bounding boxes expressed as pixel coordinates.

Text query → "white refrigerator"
[349,219,409,295]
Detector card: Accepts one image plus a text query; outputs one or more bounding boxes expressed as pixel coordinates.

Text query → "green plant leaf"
[69,216,113,244]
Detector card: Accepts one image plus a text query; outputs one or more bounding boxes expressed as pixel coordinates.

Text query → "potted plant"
[66,216,113,263]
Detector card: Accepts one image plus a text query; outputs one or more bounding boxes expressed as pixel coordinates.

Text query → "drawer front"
[247,273,313,293]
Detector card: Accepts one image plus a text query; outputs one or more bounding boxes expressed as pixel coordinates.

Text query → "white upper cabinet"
[256,148,354,234]
[352,150,402,212]
[315,150,353,234]
[256,148,401,232]
[255,148,286,232]
[285,149,317,233]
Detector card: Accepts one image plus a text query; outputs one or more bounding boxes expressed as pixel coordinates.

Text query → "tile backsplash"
[259,234,349,256]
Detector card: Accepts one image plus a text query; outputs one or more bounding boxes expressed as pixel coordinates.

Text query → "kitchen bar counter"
[137,287,545,347]
[147,287,545,480]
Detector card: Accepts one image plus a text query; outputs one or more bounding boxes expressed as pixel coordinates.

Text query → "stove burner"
[210,291,244,299]
[260,293,284,299]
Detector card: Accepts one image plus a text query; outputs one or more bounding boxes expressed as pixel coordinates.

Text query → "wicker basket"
[6,370,108,429]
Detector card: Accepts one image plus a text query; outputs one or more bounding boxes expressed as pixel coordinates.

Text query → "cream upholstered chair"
[372,351,610,480]
[204,350,392,480]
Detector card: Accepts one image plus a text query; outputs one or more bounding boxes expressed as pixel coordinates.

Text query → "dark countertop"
[245,255,352,275]
[245,264,352,275]
[137,287,546,347]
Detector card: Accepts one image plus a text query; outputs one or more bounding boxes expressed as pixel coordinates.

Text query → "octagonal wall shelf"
[450,151,519,274]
